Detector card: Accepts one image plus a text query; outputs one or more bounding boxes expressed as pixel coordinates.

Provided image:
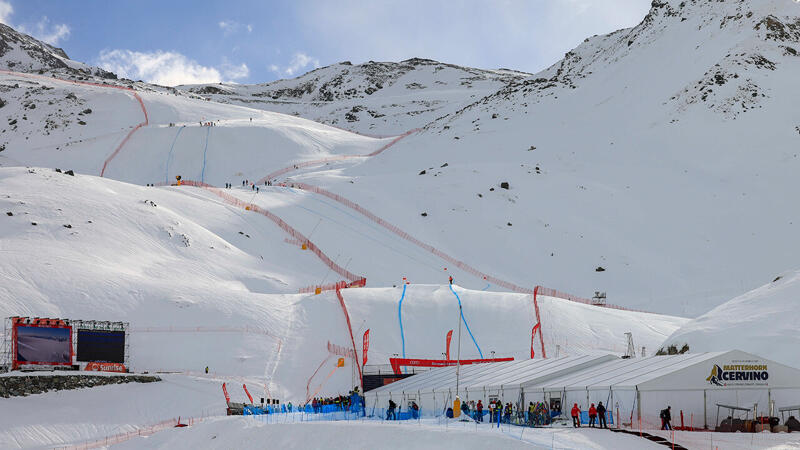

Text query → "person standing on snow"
[387,399,397,420]
[476,400,483,422]
[660,406,672,430]
[588,403,597,427]
[449,275,453,285]
[571,403,581,428]
[597,402,607,429]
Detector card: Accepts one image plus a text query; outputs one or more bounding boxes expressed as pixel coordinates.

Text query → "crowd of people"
[306,389,365,415]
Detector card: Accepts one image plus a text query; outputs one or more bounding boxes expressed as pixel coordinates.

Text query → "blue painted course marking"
[201,126,211,183]
[397,284,408,363]
[449,284,483,358]
[481,283,491,291]
[165,126,185,184]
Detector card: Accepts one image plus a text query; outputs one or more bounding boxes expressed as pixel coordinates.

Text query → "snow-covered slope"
[178,59,527,135]
[0,166,686,403]
[660,269,800,368]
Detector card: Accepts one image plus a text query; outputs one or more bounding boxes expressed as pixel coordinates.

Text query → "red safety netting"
[335,287,362,390]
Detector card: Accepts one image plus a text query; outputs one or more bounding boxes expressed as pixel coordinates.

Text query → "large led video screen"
[76,329,125,363]
[15,325,72,364]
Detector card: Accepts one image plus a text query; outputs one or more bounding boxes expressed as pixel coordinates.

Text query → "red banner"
[243,384,254,404]
[85,362,126,372]
[446,330,453,360]
[362,329,370,366]
[531,323,540,359]
[389,357,514,375]
[222,382,231,404]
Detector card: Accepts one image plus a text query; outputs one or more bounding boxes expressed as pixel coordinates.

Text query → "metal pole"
[456,303,463,397]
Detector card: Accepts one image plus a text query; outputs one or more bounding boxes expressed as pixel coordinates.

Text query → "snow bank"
[660,269,800,368]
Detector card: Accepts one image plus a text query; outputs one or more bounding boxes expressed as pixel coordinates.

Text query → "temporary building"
[366,354,617,416]
[367,350,800,429]
[533,350,800,428]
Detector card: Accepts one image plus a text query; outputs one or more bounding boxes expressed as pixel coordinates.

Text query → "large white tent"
[366,354,617,416]
[367,350,800,429]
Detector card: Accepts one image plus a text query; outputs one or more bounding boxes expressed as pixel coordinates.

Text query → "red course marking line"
[0,70,149,177]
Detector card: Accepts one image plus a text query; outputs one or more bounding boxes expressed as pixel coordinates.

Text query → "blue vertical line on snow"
[449,284,483,358]
[397,284,408,368]
[164,126,185,184]
[200,126,211,183]
[481,284,491,291]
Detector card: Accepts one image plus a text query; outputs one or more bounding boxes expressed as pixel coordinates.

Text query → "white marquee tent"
[366,354,616,416]
[367,350,800,429]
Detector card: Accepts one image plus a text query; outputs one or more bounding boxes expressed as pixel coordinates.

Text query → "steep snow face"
[295,0,800,316]
[0,23,114,77]
[660,269,800,368]
[178,59,527,135]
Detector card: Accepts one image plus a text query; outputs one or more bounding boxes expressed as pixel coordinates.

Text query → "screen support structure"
[0,317,12,372]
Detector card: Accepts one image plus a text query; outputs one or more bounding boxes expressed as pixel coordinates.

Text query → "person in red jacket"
[571,403,581,428]
[476,400,484,422]
[588,403,597,427]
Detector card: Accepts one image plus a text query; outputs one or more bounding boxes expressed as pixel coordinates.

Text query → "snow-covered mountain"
[0,23,115,78]
[178,59,528,135]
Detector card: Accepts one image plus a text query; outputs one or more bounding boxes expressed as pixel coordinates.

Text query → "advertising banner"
[362,329,370,366]
[85,362,127,372]
[446,330,453,360]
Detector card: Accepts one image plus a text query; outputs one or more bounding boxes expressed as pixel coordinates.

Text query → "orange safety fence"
[0,69,150,178]
[298,278,366,294]
[55,416,211,450]
[177,180,365,284]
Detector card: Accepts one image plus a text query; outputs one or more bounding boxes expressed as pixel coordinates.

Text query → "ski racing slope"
[0,70,391,186]
[661,268,800,368]
[0,168,686,402]
[275,285,686,403]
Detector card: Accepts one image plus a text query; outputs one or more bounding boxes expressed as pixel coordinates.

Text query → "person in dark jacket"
[596,401,607,428]
[571,403,581,428]
[387,399,397,420]
[660,406,672,430]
